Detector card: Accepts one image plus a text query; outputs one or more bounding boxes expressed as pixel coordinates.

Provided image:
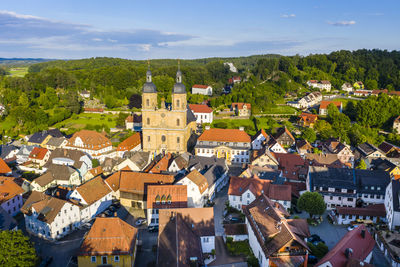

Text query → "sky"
[0,0,399,59]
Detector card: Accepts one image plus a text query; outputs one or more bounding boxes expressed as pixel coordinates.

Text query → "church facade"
[141,66,197,155]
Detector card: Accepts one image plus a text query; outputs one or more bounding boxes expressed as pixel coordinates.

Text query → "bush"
[247,254,260,267]
[307,242,329,259]
[226,240,252,256]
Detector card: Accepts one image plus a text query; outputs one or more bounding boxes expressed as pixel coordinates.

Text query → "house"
[296,139,312,155]
[147,153,174,174]
[191,84,212,96]
[195,127,251,164]
[304,153,346,169]
[16,145,37,164]
[299,112,318,128]
[21,191,81,240]
[353,81,364,89]
[84,166,103,181]
[321,139,354,164]
[44,137,68,150]
[28,147,51,167]
[307,80,318,88]
[188,104,213,124]
[244,194,310,267]
[31,164,82,192]
[275,153,308,182]
[287,92,322,109]
[317,225,374,267]
[125,114,142,131]
[353,89,372,97]
[273,127,295,147]
[375,231,400,266]
[231,103,251,117]
[266,138,287,154]
[378,141,400,158]
[228,176,292,211]
[319,101,342,115]
[79,90,90,98]
[0,145,19,161]
[354,142,386,162]
[394,116,400,134]
[0,177,24,216]
[333,204,386,225]
[105,171,174,209]
[175,169,209,208]
[0,158,12,176]
[69,177,113,222]
[27,129,63,147]
[372,89,388,96]
[65,130,115,162]
[307,80,331,91]
[240,165,281,180]
[229,76,241,84]
[341,83,353,92]
[250,149,279,169]
[224,224,248,242]
[168,153,190,173]
[385,179,400,230]
[45,148,92,178]
[251,129,270,150]
[116,132,141,158]
[116,151,151,172]
[307,166,390,209]
[146,184,187,226]
[157,207,215,266]
[77,217,138,267]
[370,158,400,178]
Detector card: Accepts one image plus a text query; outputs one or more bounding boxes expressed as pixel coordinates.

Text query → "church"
[141,64,197,155]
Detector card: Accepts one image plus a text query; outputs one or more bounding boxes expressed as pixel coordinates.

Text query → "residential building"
[188,104,213,124]
[304,153,346,169]
[146,184,187,226]
[231,103,251,117]
[84,166,103,181]
[229,76,241,84]
[228,176,292,211]
[157,207,215,266]
[224,224,248,242]
[266,138,287,153]
[147,153,174,174]
[394,116,400,134]
[273,127,295,147]
[333,204,386,225]
[116,151,151,172]
[319,101,342,115]
[0,206,18,230]
[296,139,312,155]
[27,129,63,147]
[355,142,386,162]
[0,158,12,176]
[141,67,197,154]
[44,137,68,150]
[307,166,390,209]
[79,90,90,98]
[372,89,388,96]
[321,139,354,164]
[0,145,19,161]
[125,114,142,131]
[16,145,37,164]
[378,141,400,158]
[353,81,364,89]
[105,171,174,209]
[244,194,310,267]
[116,132,141,158]
[317,225,374,267]
[28,147,51,167]
[168,153,190,173]
[307,80,331,91]
[275,153,308,182]
[385,179,400,230]
[191,84,212,96]
[69,177,113,222]
[240,165,280,180]
[251,129,269,150]
[250,149,279,170]
[0,177,24,216]
[341,83,353,92]
[353,89,372,97]
[299,112,318,128]
[195,127,251,164]
[175,169,209,208]
[22,191,81,240]
[78,217,138,267]
[371,158,400,178]
[66,130,115,162]
[287,91,322,109]
[31,164,81,192]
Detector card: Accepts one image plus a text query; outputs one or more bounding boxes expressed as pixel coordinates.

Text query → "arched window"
[155,195,160,204]
[177,119,180,126]
[177,137,180,144]
[147,118,150,125]
[146,99,150,106]
[167,194,172,204]
[161,195,166,204]
[147,136,150,142]
[162,135,166,142]
[177,99,180,108]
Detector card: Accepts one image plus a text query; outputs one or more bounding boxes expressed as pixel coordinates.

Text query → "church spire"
[146,59,152,83]
[176,59,182,83]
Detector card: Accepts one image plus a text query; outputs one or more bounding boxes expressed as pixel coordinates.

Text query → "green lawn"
[328,97,358,108]
[256,116,282,131]
[262,105,298,115]
[54,112,118,130]
[7,67,28,77]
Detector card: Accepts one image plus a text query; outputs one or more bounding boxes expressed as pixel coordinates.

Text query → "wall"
[201,236,215,253]
[246,217,269,267]
[78,254,133,267]
[1,194,23,217]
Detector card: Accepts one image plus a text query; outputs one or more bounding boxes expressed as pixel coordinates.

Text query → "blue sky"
[0,0,398,59]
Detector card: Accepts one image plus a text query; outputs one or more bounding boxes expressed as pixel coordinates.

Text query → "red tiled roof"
[232,103,251,110]
[0,177,24,204]
[0,158,12,174]
[198,128,251,143]
[308,80,318,83]
[75,176,111,205]
[117,132,141,152]
[320,101,342,109]
[318,225,375,267]
[148,153,173,174]
[67,130,112,151]
[146,185,187,209]
[274,153,308,181]
[336,204,386,217]
[83,108,104,113]
[29,147,49,161]
[189,104,213,113]
[192,84,209,89]
[299,112,318,124]
[125,115,133,123]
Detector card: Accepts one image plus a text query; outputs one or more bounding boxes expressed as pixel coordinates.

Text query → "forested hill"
[0,58,54,67]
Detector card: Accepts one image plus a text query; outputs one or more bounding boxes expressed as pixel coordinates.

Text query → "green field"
[211,116,281,136]
[262,105,298,115]
[328,97,360,108]
[8,67,28,77]
[54,112,118,130]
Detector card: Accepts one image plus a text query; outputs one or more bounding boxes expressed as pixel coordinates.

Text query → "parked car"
[135,218,147,226]
[308,234,325,245]
[347,225,359,231]
[148,226,159,232]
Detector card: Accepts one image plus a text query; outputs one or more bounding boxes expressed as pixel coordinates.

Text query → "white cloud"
[328,20,356,26]
[281,14,296,18]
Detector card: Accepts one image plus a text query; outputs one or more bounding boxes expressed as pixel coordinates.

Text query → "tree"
[356,159,367,169]
[0,230,38,266]
[301,127,316,143]
[297,192,326,218]
[92,159,99,168]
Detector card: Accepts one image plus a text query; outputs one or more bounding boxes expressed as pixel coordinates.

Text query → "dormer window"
[155,195,160,204]
[161,195,166,204]
[167,194,172,204]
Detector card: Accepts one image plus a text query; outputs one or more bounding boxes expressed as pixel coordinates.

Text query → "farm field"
[7,67,28,77]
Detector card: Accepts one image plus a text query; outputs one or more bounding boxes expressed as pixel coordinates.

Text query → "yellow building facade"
[78,254,135,267]
[141,66,196,154]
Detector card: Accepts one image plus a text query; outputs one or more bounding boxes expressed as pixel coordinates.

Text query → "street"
[213,185,228,236]
[134,229,158,267]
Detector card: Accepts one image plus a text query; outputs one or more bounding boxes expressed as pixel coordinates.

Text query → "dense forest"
[1,49,400,139]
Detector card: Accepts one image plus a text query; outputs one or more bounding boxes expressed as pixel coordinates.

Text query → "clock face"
[161,113,166,118]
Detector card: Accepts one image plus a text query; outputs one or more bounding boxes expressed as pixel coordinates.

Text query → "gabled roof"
[198,128,251,143]
[67,130,112,150]
[231,102,251,110]
[117,132,141,152]
[192,84,210,89]
[336,204,385,218]
[357,142,381,156]
[29,147,49,161]
[148,153,173,174]
[79,217,138,256]
[305,153,346,168]
[75,177,111,205]
[45,137,66,147]
[183,169,208,194]
[296,139,312,151]
[0,158,12,174]
[274,153,308,181]
[147,185,187,209]
[0,145,18,159]
[0,177,24,204]
[251,129,269,142]
[189,104,213,113]
[319,101,342,109]
[317,225,375,267]
[44,148,88,169]
[378,141,400,154]
[28,129,63,144]
[274,127,295,143]
[299,112,318,124]
[123,151,151,170]
[33,164,77,187]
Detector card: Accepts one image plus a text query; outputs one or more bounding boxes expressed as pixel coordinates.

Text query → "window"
[203,237,209,242]
[147,136,150,142]
[348,198,353,202]
[161,195,166,204]
[167,195,172,204]
[147,118,150,125]
[114,256,120,262]
[177,119,180,126]
[177,137,180,144]
[177,99,180,107]
[162,135,166,142]
[101,256,107,264]
[247,193,250,198]
[146,99,150,106]
[91,256,96,263]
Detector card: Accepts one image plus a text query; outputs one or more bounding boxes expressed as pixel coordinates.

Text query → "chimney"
[361,229,365,239]
[344,248,353,259]
[239,127,244,131]
[114,212,118,217]
[205,125,210,130]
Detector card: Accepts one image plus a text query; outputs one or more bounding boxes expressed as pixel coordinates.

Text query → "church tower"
[171,63,187,111]
[142,66,157,110]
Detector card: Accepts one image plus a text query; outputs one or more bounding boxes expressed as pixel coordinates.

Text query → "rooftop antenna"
[178,58,180,70]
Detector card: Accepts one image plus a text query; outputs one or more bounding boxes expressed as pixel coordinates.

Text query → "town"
[1,61,400,267]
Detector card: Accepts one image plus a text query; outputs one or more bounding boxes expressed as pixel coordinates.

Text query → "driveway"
[214,186,228,236]
[134,229,158,267]
[209,236,247,267]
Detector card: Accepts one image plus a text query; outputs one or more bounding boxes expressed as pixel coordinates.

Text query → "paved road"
[214,186,228,236]
[209,236,246,267]
[134,229,158,267]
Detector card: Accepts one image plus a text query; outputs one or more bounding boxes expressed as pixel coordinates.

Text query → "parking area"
[134,229,158,267]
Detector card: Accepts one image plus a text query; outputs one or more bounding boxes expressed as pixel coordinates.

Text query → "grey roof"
[142,82,157,93]
[357,169,390,195]
[186,108,196,124]
[44,148,87,169]
[46,164,76,181]
[28,129,63,144]
[173,82,186,94]
[46,137,66,147]
[0,145,18,159]
[125,151,151,170]
[357,142,380,156]
[187,155,227,187]
[16,145,37,157]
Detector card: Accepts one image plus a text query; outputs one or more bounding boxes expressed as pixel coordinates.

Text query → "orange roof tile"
[319,101,342,109]
[147,185,187,209]
[0,177,24,204]
[29,147,49,161]
[198,128,251,143]
[299,112,318,124]
[184,169,208,194]
[189,104,213,113]
[232,102,251,110]
[75,177,111,205]
[192,84,209,89]
[0,158,12,174]
[79,217,138,256]
[148,153,173,174]
[67,130,112,150]
[117,132,141,152]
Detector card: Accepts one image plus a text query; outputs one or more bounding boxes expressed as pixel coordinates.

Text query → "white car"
[347,225,359,231]
[135,218,147,226]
